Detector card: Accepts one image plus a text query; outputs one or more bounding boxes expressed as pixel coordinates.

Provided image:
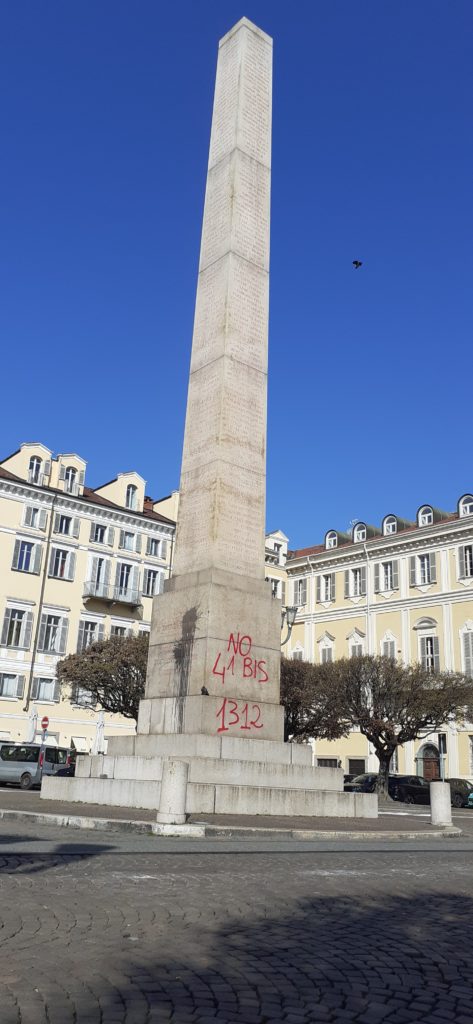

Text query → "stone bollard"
[157,758,189,825]
[430,781,452,827]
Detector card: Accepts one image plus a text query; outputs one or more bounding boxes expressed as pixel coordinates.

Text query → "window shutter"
[135,534,142,554]
[392,560,399,590]
[162,540,167,560]
[43,460,51,478]
[31,678,39,701]
[420,636,427,666]
[77,622,85,652]
[383,640,395,659]
[361,566,367,596]
[459,546,466,579]
[97,624,105,642]
[78,470,85,487]
[330,573,336,601]
[281,580,286,604]
[58,618,68,655]
[374,564,380,593]
[54,513,61,532]
[146,536,151,555]
[104,559,111,587]
[143,569,149,595]
[38,613,48,652]
[107,526,115,546]
[316,577,321,603]
[53,680,61,702]
[430,552,437,584]
[16,675,25,698]
[132,566,140,594]
[22,611,33,650]
[464,633,473,678]
[158,572,165,594]
[39,509,47,530]
[24,506,33,527]
[409,556,416,587]
[344,570,349,598]
[67,552,76,581]
[59,465,65,482]
[72,518,80,539]
[115,562,121,586]
[433,636,440,671]
[1,610,11,646]
[48,548,56,575]
[119,530,125,549]
[12,539,21,570]
[33,544,42,574]
[89,521,95,541]
[300,579,307,605]
[91,556,99,584]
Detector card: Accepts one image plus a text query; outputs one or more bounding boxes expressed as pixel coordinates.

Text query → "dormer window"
[383,515,397,535]
[126,484,138,510]
[418,506,433,527]
[459,495,473,518]
[28,456,42,484]
[353,524,366,543]
[64,466,77,494]
[326,531,337,550]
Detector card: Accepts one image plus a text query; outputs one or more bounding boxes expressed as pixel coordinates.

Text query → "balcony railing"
[83,581,142,607]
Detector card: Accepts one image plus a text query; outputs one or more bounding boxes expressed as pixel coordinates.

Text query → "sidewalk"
[0,788,462,840]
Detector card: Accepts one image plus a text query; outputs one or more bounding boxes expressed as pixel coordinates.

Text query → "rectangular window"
[294,579,307,605]
[41,615,60,653]
[270,578,280,599]
[352,568,362,596]
[49,547,75,581]
[32,678,60,702]
[78,621,99,651]
[111,625,126,637]
[147,537,160,557]
[463,632,473,678]
[118,563,132,594]
[351,643,363,657]
[0,674,25,699]
[1,608,33,650]
[460,545,473,579]
[321,574,332,602]
[292,650,303,661]
[71,685,94,707]
[382,640,396,659]
[57,515,71,535]
[16,541,33,572]
[93,523,107,544]
[420,635,440,672]
[6,609,25,648]
[411,553,436,587]
[144,569,159,597]
[321,647,333,663]
[317,758,338,768]
[419,554,431,585]
[122,532,134,551]
[382,562,393,591]
[348,758,366,775]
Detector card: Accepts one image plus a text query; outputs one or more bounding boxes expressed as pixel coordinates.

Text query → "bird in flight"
[353,260,363,269]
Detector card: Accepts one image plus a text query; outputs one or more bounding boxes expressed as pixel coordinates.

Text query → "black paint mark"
[173,606,198,733]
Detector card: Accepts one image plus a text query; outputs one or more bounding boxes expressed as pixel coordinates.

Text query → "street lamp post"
[281,605,299,647]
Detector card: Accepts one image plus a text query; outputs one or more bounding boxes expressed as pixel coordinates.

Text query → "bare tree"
[281,654,473,795]
[58,633,149,721]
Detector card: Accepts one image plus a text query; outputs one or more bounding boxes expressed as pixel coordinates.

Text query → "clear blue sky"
[1,1,471,548]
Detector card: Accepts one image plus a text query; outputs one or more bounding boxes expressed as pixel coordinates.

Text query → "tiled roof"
[288,513,460,562]
[0,468,175,526]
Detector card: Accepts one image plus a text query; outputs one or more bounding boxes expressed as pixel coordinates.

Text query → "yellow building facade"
[0,442,175,752]
[286,498,473,780]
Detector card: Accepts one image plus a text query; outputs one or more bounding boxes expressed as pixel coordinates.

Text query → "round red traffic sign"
[41,716,49,730]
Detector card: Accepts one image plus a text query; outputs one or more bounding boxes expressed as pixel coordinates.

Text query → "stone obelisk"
[139,18,284,742]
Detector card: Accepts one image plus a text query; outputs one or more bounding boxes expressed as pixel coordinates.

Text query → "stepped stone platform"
[43,733,377,817]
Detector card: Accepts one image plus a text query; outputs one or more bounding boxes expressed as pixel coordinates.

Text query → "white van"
[0,743,71,790]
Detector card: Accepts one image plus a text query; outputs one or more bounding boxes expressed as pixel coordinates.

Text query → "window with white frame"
[354,524,366,543]
[12,539,42,574]
[321,646,333,663]
[383,515,397,535]
[294,578,307,606]
[118,562,132,595]
[144,568,162,597]
[462,630,473,678]
[64,466,77,494]
[419,634,440,672]
[292,650,303,661]
[317,573,335,603]
[77,620,104,652]
[350,642,364,657]
[48,547,76,581]
[126,484,138,510]
[111,625,127,637]
[31,677,60,702]
[119,529,140,553]
[459,545,473,579]
[91,522,107,544]
[1,608,33,649]
[374,559,399,593]
[0,674,25,699]
[71,685,95,707]
[56,514,72,536]
[459,495,473,518]
[147,537,161,557]
[24,505,47,530]
[418,506,433,527]
[326,531,337,549]
[410,552,436,587]
[37,613,68,655]
[345,566,366,598]
[382,639,396,659]
[28,455,42,484]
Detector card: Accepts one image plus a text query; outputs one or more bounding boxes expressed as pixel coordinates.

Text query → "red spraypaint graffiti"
[216,698,263,733]
[212,633,269,686]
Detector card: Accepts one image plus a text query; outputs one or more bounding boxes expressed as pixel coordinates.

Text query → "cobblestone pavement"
[1,821,473,1023]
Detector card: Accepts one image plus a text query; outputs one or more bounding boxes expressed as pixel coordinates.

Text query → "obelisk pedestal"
[42,19,376,820]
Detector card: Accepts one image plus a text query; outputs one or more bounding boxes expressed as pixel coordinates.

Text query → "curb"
[0,807,462,840]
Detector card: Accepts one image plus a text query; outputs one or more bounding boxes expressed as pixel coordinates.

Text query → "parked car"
[0,743,71,790]
[344,773,356,784]
[344,773,400,795]
[55,762,76,778]
[390,775,431,804]
[447,778,473,808]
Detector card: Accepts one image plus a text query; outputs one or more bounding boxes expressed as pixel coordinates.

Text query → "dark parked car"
[55,762,76,778]
[344,773,399,795]
[447,778,473,808]
[389,775,431,804]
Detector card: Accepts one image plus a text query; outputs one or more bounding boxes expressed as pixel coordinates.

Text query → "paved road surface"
[1,819,473,1023]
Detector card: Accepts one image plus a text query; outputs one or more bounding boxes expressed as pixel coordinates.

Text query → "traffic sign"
[41,716,49,730]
